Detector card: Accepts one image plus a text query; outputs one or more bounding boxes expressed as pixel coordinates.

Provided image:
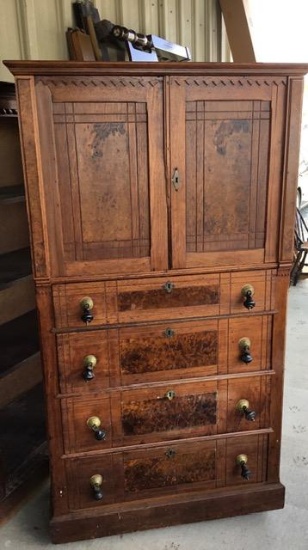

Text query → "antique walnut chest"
[5,61,307,543]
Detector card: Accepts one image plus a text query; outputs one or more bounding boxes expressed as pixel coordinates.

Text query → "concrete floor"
[1,278,308,550]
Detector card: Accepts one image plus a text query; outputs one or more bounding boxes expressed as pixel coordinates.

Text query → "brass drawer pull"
[90,474,104,500]
[238,337,252,364]
[236,454,251,480]
[236,399,256,421]
[80,296,94,324]
[83,355,97,380]
[241,284,255,310]
[87,416,107,441]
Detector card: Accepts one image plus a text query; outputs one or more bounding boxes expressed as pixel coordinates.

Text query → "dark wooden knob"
[236,399,256,421]
[90,474,103,500]
[236,454,251,480]
[241,284,255,310]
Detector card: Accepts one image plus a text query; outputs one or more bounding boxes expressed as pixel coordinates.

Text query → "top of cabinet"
[4,61,308,78]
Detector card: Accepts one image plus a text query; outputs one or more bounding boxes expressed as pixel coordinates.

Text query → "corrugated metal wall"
[1,0,223,82]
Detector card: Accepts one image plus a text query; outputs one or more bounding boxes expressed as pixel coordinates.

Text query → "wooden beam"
[219,0,256,62]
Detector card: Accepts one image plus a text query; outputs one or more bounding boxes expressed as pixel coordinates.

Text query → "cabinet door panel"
[169,76,286,269]
[36,77,168,277]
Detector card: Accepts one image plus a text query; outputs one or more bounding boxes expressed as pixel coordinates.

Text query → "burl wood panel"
[33,76,168,276]
[121,392,217,436]
[185,100,270,253]
[124,444,216,493]
[53,101,151,261]
[120,330,217,375]
[115,318,228,385]
[115,274,225,323]
[113,380,225,445]
[118,285,219,311]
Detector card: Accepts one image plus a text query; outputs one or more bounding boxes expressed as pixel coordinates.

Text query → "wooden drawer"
[61,375,271,452]
[57,330,110,393]
[227,315,272,374]
[62,380,225,452]
[65,434,268,510]
[56,318,229,393]
[61,395,113,454]
[52,270,275,329]
[226,375,271,433]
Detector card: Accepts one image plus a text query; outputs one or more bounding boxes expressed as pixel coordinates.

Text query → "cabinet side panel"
[15,77,49,279]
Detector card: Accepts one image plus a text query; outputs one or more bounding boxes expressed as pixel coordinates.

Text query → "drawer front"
[61,375,271,452]
[228,315,272,374]
[225,434,268,486]
[65,434,268,510]
[230,270,274,314]
[61,396,113,454]
[56,319,227,393]
[57,331,110,393]
[62,380,227,452]
[52,270,275,329]
[226,375,271,433]
[116,380,224,445]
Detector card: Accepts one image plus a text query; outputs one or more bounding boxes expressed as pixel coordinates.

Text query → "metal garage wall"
[1,0,222,82]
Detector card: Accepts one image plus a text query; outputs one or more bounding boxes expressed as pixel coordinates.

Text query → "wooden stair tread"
[0,310,39,377]
[0,185,25,204]
[0,248,32,287]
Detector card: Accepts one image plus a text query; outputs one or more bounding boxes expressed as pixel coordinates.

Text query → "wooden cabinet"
[0,82,47,516]
[5,61,307,543]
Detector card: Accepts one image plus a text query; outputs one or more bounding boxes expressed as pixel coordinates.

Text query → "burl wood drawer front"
[113,319,228,386]
[52,270,275,329]
[114,380,227,446]
[114,274,223,323]
[56,319,228,393]
[65,434,268,510]
[62,380,227,452]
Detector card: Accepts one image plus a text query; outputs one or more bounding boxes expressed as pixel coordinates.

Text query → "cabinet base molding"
[50,483,285,544]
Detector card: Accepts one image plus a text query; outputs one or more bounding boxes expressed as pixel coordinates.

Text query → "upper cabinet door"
[35,76,168,277]
[169,75,287,269]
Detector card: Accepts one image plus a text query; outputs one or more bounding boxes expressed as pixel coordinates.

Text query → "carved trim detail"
[276,265,292,278]
[173,78,287,88]
[37,77,162,89]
